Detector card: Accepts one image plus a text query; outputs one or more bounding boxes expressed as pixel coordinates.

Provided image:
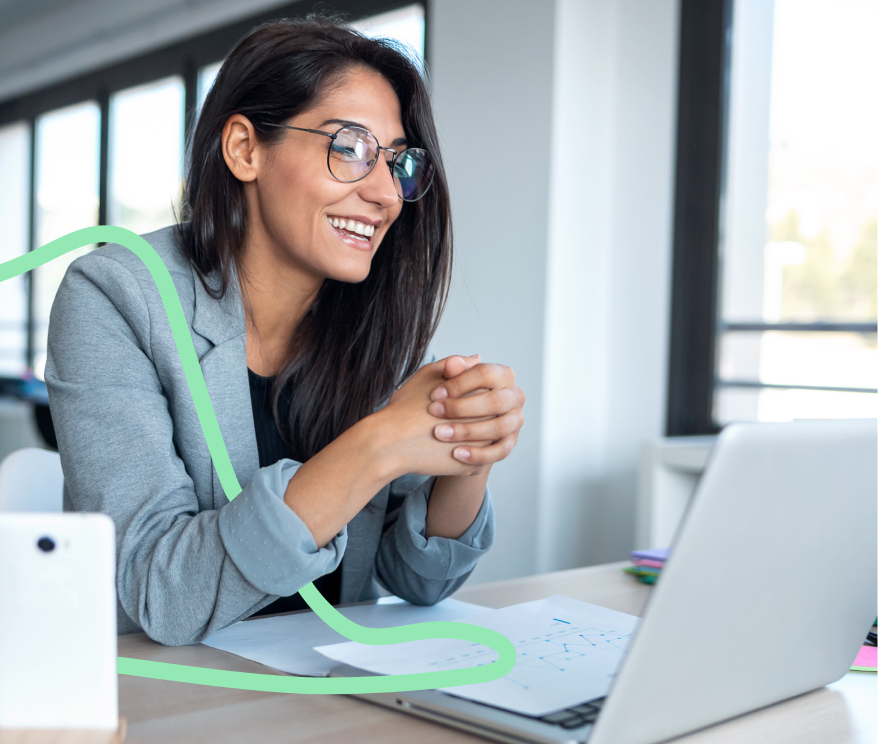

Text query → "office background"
[0,0,874,584]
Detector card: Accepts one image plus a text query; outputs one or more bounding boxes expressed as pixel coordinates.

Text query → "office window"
[0,122,30,377]
[197,62,222,112]
[715,0,876,424]
[108,77,185,235]
[667,0,877,434]
[33,102,101,379]
[354,4,425,65]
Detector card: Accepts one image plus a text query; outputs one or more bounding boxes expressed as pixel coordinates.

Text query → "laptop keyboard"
[537,697,606,729]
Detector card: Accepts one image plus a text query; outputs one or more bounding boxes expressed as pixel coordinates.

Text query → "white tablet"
[0,512,118,730]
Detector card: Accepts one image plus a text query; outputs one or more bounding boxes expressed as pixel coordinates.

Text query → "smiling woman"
[44,14,525,645]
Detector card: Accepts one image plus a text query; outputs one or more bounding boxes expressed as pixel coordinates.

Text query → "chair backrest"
[0,448,64,512]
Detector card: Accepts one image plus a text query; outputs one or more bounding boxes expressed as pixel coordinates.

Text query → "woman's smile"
[326,214,380,251]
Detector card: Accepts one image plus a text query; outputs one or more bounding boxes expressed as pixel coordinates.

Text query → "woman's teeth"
[328,216,375,239]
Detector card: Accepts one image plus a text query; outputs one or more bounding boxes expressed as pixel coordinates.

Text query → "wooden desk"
[117,562,876,744]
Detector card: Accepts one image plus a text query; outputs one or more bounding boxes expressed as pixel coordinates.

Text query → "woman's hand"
[370,357,494,478]
[427,355,525,469]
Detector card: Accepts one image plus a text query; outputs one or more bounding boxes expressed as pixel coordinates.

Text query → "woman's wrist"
[425,467,491,539]
[281,412,401,547]
[349,409,408,485]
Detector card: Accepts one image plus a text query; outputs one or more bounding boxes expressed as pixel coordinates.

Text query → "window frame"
[665,0,878,436]
[0,0,426,377]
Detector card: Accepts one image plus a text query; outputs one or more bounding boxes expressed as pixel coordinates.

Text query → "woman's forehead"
[306,68,405,141]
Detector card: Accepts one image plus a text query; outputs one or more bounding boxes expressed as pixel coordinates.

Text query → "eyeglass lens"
[328,127,434,201]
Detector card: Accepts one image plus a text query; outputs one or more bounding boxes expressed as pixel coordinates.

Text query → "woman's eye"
[330,144,360,161]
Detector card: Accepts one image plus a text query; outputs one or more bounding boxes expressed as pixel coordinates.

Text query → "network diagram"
[429,616,634,690]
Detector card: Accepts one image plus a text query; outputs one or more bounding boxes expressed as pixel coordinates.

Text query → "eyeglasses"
[261,122,435,202]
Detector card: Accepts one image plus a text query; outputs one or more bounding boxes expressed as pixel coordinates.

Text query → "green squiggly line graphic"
[0,226,515,693]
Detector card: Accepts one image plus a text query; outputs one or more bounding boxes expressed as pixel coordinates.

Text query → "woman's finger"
[415,358,454,381]
[443,354,480,380]
[452,432,518,466]
[431,363,514,401]
[434,409,523,443]
[429,386,523,419]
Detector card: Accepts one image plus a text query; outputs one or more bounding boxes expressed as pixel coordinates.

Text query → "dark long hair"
[179,15,452,461]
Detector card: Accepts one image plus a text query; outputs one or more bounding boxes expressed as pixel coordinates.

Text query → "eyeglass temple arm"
[261,122,402,157]
[261,122,336,139]
[262,122,401,152]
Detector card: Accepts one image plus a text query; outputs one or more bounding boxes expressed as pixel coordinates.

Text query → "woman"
[45,16,525,646]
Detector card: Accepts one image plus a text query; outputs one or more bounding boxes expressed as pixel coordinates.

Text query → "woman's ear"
[221,114,261,183]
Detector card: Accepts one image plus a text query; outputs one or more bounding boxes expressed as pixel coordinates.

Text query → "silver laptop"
[331,419,877,744]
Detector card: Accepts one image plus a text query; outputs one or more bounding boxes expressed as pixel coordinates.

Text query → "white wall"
[428,0,556,583]
[430,0,680,581]
[578,0,679,566]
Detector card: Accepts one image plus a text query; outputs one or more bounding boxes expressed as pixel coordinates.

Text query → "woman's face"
[229,66,406,285]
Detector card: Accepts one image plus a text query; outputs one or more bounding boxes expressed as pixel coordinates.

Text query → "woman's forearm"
[425,466,492,539]
[283,414,400,548]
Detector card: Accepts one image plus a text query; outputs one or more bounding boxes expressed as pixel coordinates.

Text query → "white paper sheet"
[315,595,640,717]
[201,597,487,677]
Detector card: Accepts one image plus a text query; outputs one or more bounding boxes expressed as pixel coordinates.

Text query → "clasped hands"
[380,354,525,477]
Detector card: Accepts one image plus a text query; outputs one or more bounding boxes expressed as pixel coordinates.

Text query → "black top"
[246,368,342,617]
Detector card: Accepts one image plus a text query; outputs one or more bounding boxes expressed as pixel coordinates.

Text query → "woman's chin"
[328,264,372,285]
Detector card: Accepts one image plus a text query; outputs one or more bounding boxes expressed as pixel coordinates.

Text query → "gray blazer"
[45,225,494,646]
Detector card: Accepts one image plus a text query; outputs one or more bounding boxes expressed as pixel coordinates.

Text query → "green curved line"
[0,226,515,693]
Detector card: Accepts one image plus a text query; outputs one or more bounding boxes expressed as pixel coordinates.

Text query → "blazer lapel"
[191,266,259,506]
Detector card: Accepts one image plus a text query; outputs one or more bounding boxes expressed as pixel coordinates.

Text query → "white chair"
[0,448,64,512]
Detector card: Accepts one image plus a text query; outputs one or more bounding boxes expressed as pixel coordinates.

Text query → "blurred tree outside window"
[715,0,876,424]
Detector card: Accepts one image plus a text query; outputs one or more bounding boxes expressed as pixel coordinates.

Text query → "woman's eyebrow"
[319,118,408,148]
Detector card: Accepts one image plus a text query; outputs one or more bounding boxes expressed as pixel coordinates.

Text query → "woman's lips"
[329,221,373,251]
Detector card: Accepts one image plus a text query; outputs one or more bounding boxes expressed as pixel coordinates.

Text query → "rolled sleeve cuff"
[394,476,495,581]
[217,458,346,596]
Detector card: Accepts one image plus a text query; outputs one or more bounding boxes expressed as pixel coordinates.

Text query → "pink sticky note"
[852,645,877,670]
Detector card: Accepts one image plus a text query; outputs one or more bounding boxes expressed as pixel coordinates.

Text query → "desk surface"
[118,562,876,744]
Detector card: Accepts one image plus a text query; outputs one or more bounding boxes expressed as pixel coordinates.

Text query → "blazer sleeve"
[374,474,495,605]
[44,253,344,646]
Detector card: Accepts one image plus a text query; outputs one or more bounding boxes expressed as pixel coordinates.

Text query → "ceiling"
[0,0,75,30]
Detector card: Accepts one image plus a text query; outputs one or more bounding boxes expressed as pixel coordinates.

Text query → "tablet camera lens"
[37,537,55,552]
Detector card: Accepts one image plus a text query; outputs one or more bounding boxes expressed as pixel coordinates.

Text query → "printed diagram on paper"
[432,618,632,685]
[315,595,640,717]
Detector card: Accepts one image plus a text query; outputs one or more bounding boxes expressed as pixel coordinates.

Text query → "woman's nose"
[358,157,399,207]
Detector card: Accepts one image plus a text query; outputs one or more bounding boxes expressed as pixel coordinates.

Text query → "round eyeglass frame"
[261,122,434,202]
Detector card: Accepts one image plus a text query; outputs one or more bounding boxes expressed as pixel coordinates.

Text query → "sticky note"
[851,645,877,672]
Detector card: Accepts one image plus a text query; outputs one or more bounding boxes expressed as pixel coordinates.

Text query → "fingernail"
[430,402,445,417]
[454,448,471,460]
[432,386,448,401]
[436,425,454,440]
